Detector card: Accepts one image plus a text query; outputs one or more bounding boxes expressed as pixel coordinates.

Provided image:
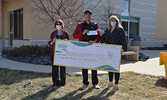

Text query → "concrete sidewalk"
[0,54,81,73]
[120,50,167,76]
[0,50,167,77]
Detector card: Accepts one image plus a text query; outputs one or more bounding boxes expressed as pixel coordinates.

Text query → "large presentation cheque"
[53,40,122,72]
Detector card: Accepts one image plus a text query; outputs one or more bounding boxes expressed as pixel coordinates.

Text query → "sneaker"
[106,82,114,88]
[52,85,58,88]
[93,85,100,89]
[80,84,88,90]
[112,85,119,91]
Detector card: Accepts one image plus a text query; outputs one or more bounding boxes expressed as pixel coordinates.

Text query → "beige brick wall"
[2,0,84,48]
[2,0,167,48]
[2,0,32,39]
[0,0,2,39]
[156,0,167,40]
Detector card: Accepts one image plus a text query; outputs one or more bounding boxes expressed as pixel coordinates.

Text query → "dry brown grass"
[0,68,167,100]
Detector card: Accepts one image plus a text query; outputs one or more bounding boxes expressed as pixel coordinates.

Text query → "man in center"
[73,10,102,90]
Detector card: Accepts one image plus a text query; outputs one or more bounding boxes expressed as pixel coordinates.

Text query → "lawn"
[0,68,167,100]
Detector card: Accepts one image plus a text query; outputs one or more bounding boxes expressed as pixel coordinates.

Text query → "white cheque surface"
[87,31,98,35]
[54,40,122,72]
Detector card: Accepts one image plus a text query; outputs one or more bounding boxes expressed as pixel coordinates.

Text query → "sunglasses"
[56,24,62,26]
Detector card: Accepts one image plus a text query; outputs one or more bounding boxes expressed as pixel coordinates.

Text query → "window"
[121,16,139,40]
[122,0,129,12]
[121,0,130,16]
[122,21,129,39]
[129,17,139,38]
[14,9,23,39]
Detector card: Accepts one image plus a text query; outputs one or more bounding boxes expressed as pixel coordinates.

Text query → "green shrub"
[1,45,50,57]
[2,49,9,55]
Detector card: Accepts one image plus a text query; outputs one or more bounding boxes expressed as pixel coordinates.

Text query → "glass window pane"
[122,21,129,41]
[122,21,128,34]
[129,17,139,38]
[9,13,14,32]
[17,11,20,38]
[130,22,139,38]
[122,0,129,13]
[14,9,23,39]
[20,10,23,38]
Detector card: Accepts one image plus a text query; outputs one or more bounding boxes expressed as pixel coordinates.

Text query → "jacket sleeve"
[65,31,70,40]
[120,28,127,51]
[101,29,107,43]
[94,24,101,43]
[73,24,83,39]
[48,32,54,46]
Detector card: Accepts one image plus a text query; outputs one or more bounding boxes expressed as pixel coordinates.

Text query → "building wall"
[0,0,2,51]
[0,0,2,38]
[85,0,167,48]
[2,0,32,47]
[2,0,166,48]
[131,0,167,47]
[30,1,54,40]
[2,0,84,48]
[2,0,31,39]
[84,0,122,30]
[30,0,84,40]
[156,0,167,40]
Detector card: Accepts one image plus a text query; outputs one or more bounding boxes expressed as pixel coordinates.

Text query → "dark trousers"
[52,65,66,86]
[108,72,120,84]
[82,69,98,85]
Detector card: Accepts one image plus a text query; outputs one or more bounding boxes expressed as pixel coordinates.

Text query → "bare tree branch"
[31,0,102,39]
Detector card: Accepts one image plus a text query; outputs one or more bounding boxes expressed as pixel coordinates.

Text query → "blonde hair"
[108,15,123,30]
[54,19,64,29]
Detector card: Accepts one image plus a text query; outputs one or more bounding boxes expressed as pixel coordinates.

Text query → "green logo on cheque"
[58,44,67,49]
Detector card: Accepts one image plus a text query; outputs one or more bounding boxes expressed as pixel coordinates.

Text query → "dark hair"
[54,19,64,29]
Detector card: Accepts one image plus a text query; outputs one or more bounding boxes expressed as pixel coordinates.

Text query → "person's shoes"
[80,84,88,90]
[93,84,100,89]
[112,85,119,91]
[106,82,114,88]
[60,84,65,87]
[52,85,58,88]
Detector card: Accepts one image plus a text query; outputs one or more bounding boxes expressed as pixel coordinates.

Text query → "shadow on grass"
[84,88,115,100]
[155,78,167,88]
[54,86,94,100]
[54,87,115,100]
[21,86,60,100]
[0,68,51,85]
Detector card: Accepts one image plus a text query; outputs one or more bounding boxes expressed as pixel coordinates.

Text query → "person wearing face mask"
[73,10,102,90]
[48,19,69,87]
[101,15,127,91]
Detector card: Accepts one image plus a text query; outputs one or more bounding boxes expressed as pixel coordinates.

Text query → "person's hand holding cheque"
[121,49,124,55]
[53,38,57,43]
[50,38,57,46]
[82,30,89,35]
[97,29,103,36]
[88,41,94,45]
[87,30,100,45]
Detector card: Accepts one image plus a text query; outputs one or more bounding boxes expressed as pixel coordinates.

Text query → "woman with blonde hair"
[101,15,127,91]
